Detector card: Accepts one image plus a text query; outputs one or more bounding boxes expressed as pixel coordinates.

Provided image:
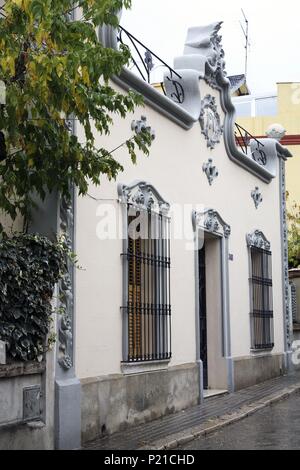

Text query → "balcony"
[235,123,267,167]
[117,25,185,106]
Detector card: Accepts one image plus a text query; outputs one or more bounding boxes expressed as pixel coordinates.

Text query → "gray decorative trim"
[193,208,231,239]
[290,281,297,323]
[251,187,263,209]
[199,95,223,149]
[246,230,271,251]
[57,193,74,371]
[131,115,156,140]
[202,158,219,185]
[118,180,170,215]
[280,161,293,354]
[57,106,76,374]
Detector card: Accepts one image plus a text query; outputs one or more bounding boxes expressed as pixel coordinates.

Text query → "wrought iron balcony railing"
[235,123,267,166]
[117,25,185,105]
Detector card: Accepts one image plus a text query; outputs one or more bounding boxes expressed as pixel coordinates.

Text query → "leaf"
[0,0,150,227]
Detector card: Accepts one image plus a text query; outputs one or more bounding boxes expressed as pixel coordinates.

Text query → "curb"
[141,384,300,450]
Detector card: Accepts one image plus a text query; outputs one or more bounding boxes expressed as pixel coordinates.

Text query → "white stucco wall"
[74,80,285,380]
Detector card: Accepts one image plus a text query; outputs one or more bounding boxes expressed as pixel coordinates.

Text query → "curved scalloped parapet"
[99,16,293,183]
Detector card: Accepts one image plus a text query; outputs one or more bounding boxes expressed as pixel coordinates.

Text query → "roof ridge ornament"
[184,22,225,70]
[174,21,226,88]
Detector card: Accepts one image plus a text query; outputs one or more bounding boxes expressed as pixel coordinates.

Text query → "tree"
[287,193,300,269]
[0,0,152,229]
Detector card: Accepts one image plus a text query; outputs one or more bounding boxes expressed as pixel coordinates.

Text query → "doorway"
[198,233,228,394]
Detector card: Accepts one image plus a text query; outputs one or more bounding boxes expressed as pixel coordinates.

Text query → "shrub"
[0,233,71,362]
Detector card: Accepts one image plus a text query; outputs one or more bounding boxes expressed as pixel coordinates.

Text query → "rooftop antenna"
[240,9,249,78]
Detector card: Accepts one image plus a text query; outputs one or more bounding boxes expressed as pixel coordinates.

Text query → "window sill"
[121,360,170,376]
[250,348,274,356]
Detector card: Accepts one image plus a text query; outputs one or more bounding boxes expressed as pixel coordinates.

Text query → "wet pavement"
[183,392,300,450]
[85,373,300,450]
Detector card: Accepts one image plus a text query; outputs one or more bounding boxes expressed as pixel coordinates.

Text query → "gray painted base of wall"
[81,363,200,444]
[233,353,286,391]
[55,378,81,450]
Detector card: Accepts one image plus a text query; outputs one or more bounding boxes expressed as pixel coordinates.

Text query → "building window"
[247,231,274,350]
[119,182,171,363]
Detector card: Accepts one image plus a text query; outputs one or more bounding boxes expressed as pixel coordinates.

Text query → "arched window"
[119,181,171,363]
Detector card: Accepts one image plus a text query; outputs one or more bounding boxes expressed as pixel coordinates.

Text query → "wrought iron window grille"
[121,206,172,363]
[235,123,267,166]
[249,247,274,350]
[117,25,184,105]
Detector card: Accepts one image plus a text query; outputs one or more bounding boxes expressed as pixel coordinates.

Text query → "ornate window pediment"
[246,230,271,251]
[118,181,170,215]
[193,208,231,239]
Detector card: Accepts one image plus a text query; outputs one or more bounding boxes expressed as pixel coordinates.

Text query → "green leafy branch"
[0,0,153,231]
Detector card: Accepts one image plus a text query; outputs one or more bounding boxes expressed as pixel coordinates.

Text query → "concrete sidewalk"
[84,371,300,450]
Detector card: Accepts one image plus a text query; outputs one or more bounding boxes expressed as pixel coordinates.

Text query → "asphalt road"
[183,393,300,450]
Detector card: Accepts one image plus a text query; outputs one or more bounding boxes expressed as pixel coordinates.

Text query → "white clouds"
[122,0,300,94]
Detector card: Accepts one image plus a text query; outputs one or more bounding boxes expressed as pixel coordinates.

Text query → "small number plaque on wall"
[23,386,42,422]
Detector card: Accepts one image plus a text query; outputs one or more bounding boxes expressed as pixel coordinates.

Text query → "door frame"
[192,209,234,401]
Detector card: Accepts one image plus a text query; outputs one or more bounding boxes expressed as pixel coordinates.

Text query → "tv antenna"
[240,9,250,78]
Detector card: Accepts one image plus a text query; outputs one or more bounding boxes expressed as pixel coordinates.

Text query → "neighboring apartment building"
[0,9,294,450]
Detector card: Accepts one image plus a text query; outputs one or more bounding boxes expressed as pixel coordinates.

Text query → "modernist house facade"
[74,17,293,445]
[0,10,294,450]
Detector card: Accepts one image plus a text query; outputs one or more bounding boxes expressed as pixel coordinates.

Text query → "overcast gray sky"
[122,0,300,95]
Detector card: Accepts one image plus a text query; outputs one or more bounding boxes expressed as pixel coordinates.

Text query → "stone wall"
[0,355,55,449]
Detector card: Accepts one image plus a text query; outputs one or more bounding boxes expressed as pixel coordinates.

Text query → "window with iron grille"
[249,247,274,350]
[121,194,171,363]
